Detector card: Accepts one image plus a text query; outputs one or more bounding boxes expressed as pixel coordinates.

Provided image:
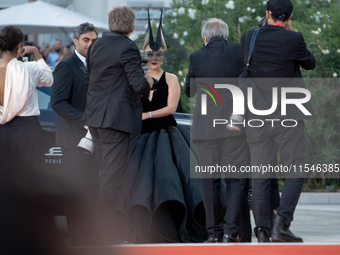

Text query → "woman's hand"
[142,112,151,120]
[20,46,42,61]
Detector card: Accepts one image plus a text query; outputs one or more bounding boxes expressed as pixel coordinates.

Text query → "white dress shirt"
[0,58,53,124]
[75,50,86,67]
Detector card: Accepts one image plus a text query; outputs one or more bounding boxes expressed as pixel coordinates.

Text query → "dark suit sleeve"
[296,32,316,70]
[121,45,150,98]
[185,54,197,98]
[50,61,85,129]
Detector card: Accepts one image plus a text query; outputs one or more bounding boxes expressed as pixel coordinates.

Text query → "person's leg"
[269,178,280,235]
[238,178,252,242]
[90,127,130,244]
[247,125,277,242]
[197,141,223,242]
[63,148,98,245]
[221,135,248,242]
[271,121,308,242]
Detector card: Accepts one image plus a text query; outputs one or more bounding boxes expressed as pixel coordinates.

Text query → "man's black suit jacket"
[240,25,316,120]
[184,37,244,141]
[84,32,150,135]
[51,53,88,148]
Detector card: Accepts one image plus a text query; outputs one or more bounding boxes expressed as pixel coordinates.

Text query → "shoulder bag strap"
[246,28,260,67]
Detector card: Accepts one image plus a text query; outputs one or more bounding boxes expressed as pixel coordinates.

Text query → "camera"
[18,51,35,62]
[140,51,149,72]
[226,114,245,132]
[78,128,94,155]
[259,17,267,28]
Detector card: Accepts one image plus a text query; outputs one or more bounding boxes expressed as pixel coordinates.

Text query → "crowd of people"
[0,0,315,248]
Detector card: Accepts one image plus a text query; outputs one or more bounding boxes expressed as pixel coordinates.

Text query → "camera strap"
[246,28,260,67]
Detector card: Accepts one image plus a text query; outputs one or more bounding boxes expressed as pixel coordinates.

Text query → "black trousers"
[197,135,250,239]
[62,148,98,243]
[89,127,130,242]
[247,121,308,237]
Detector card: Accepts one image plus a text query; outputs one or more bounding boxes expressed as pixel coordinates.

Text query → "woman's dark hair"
[0,26,24,52]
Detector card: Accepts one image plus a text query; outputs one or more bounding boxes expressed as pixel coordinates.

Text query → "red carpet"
[70,243,340,255]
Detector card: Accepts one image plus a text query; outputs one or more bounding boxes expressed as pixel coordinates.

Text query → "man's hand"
[285,20,292,31]
[145,71,154,88]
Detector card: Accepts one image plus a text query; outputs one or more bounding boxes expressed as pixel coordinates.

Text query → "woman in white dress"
[0,26,53,189]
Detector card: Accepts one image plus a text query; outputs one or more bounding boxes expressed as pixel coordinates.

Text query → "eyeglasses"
[146,51,164,58]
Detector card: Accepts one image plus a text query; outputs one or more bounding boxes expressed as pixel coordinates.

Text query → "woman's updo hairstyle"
[0,26,24,52]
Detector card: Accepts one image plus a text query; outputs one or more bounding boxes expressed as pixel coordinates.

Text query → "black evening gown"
[114,72,207,243]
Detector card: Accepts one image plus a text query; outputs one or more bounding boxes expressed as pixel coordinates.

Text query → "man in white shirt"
[50,22,98,246]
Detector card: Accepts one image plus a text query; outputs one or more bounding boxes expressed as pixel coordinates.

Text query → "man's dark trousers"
[248,121,308,237]
[90,127,130,243]
[197,135,249,239]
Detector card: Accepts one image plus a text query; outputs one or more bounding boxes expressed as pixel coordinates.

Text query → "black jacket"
[185,37,244,141]
[240,25,316,120]
[51,53,88,148]
[84,32,150,134]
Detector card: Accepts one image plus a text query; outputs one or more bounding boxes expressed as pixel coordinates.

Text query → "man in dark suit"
[84,6,153,244]
[240,0,316,242]
[185,18,251,243]
[50,22,98,245]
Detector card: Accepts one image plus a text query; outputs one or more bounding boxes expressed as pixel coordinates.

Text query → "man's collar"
[75,50,86,66]
[206,36,226,46]
[103,31,133,42]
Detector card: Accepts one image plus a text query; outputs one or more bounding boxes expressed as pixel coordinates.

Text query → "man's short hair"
[201,18,229,43]
[108,6,135,34]
[73,22,98,39]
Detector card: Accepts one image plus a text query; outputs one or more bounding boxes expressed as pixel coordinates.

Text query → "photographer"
[240,0,315,242]
[0,26,53,189]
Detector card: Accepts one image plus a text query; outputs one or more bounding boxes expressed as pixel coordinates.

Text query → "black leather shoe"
[204,235,222,243]
[222,234,238,243]
[271,215,303,242]
[257,228,270,243]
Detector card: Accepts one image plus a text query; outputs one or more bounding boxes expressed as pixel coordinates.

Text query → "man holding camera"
[84,6,154,244]
[50,22,98,246]
[240,0,315,242]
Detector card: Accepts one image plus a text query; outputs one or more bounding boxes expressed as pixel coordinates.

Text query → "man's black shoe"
[271,215,303,242]
[257,228,270,243]
[222,234,238,243]
[204,235,222,243]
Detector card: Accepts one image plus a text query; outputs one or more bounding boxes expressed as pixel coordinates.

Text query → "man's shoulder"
[56,54,76,67]
[53,54,80,75]
[94,33,137,51]
[190,40,241,57]
[190,46,207,59]
[285,30,304,40]
[226,41,241,48]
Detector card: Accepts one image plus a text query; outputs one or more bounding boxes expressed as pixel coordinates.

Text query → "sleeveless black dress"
[114,72,207,243]
[141,72,177,133]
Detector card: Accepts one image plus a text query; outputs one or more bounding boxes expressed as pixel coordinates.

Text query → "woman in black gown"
[114,10,206,243]
[141,50,179,132]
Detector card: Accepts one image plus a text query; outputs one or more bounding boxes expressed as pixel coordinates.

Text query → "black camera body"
[18,53,35,62]
[141,51,149,72]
